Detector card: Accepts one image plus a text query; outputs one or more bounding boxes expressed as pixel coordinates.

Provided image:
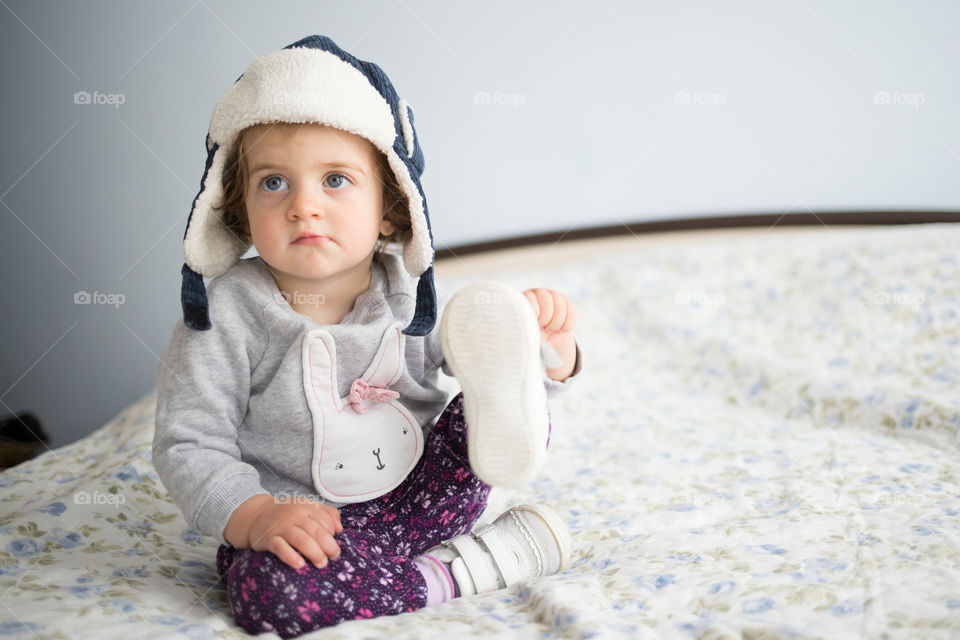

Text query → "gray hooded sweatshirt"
[152,252,580,545]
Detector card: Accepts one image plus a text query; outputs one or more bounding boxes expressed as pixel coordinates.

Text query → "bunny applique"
[301,322,424,503]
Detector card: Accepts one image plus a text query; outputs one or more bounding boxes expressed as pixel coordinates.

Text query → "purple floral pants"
[216,393,532,638]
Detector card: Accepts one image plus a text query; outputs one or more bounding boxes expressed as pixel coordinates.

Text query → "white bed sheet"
[1,222,959,639]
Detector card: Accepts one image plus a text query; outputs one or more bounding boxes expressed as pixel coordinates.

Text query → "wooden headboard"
[435,211,960,259]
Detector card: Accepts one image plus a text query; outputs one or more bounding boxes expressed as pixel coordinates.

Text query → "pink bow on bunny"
[348,378,400,414]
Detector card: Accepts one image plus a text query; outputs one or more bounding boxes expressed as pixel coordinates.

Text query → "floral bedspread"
[1,223,958,639]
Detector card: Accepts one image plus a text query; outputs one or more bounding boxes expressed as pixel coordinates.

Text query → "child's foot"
[422,503,571,596]
[439,281,549,487]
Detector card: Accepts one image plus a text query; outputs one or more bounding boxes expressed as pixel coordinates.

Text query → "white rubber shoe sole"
[439,282,548,487]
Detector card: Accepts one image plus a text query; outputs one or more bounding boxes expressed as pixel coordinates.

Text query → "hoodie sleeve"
[540,341,583,398]
[152,276,272,546]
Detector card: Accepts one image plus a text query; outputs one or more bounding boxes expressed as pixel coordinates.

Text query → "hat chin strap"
[180,263,211,331]
[402,265,437,336]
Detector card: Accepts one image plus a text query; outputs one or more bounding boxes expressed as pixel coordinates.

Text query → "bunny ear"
[302,328,342,411]
[360,323,407,388]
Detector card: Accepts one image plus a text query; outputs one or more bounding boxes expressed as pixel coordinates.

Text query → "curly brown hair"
[218,124,412,254]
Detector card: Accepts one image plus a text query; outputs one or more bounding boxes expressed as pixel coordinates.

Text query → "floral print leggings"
[216,393,546,638]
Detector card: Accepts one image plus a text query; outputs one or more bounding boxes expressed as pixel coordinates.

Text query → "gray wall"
[1,0,958,448]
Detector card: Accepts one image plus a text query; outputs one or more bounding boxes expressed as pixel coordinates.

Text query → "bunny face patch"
[301,322,424,503]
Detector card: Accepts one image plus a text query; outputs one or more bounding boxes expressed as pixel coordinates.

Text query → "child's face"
[241,123,395,289]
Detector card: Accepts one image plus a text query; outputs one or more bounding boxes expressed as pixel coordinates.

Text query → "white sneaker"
[439,281,549,487]
[424,504,571,596]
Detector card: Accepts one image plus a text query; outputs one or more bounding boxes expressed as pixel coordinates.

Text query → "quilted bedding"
[1,223,958,639]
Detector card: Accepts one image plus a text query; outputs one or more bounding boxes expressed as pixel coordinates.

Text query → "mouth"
[293,233,330,246]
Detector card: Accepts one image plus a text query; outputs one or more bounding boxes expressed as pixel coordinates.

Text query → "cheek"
[244,197,272,230]
[244,211,279,246]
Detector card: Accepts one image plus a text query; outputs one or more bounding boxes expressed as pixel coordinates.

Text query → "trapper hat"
[179,35,436,336]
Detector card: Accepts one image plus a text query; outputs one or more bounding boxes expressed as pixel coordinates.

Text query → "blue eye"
[262,176,288,193]
[324,173,350,189]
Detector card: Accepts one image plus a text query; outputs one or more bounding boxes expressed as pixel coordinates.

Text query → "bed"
[2,222,958,639]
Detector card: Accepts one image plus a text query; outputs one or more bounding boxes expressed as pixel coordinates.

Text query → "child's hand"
[522,288,578,381]
[246,498,343,570]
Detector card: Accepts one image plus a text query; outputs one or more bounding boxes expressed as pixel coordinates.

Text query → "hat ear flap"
[184,141,251,279]
[180,137,251,330]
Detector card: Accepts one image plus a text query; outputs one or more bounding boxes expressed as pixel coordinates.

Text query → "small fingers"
[308,504,342,534]
[287,527,333,570]
[561,298,578,332]
[527,288,577,334]
[265,534,313,571]
[549,294,577,334]
[523,290,540,320]
[543,294,568,333]
[318,503,342,532]
[525,288,554,330]
[313,526,341,561]
[536,290,554,329]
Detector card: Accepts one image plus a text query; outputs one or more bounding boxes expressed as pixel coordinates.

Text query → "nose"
[286,183,325,221]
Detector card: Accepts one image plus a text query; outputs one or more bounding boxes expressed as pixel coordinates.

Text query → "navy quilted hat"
[180,35,436,336]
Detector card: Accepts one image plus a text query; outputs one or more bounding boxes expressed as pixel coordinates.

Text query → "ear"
[380,217,396,237]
